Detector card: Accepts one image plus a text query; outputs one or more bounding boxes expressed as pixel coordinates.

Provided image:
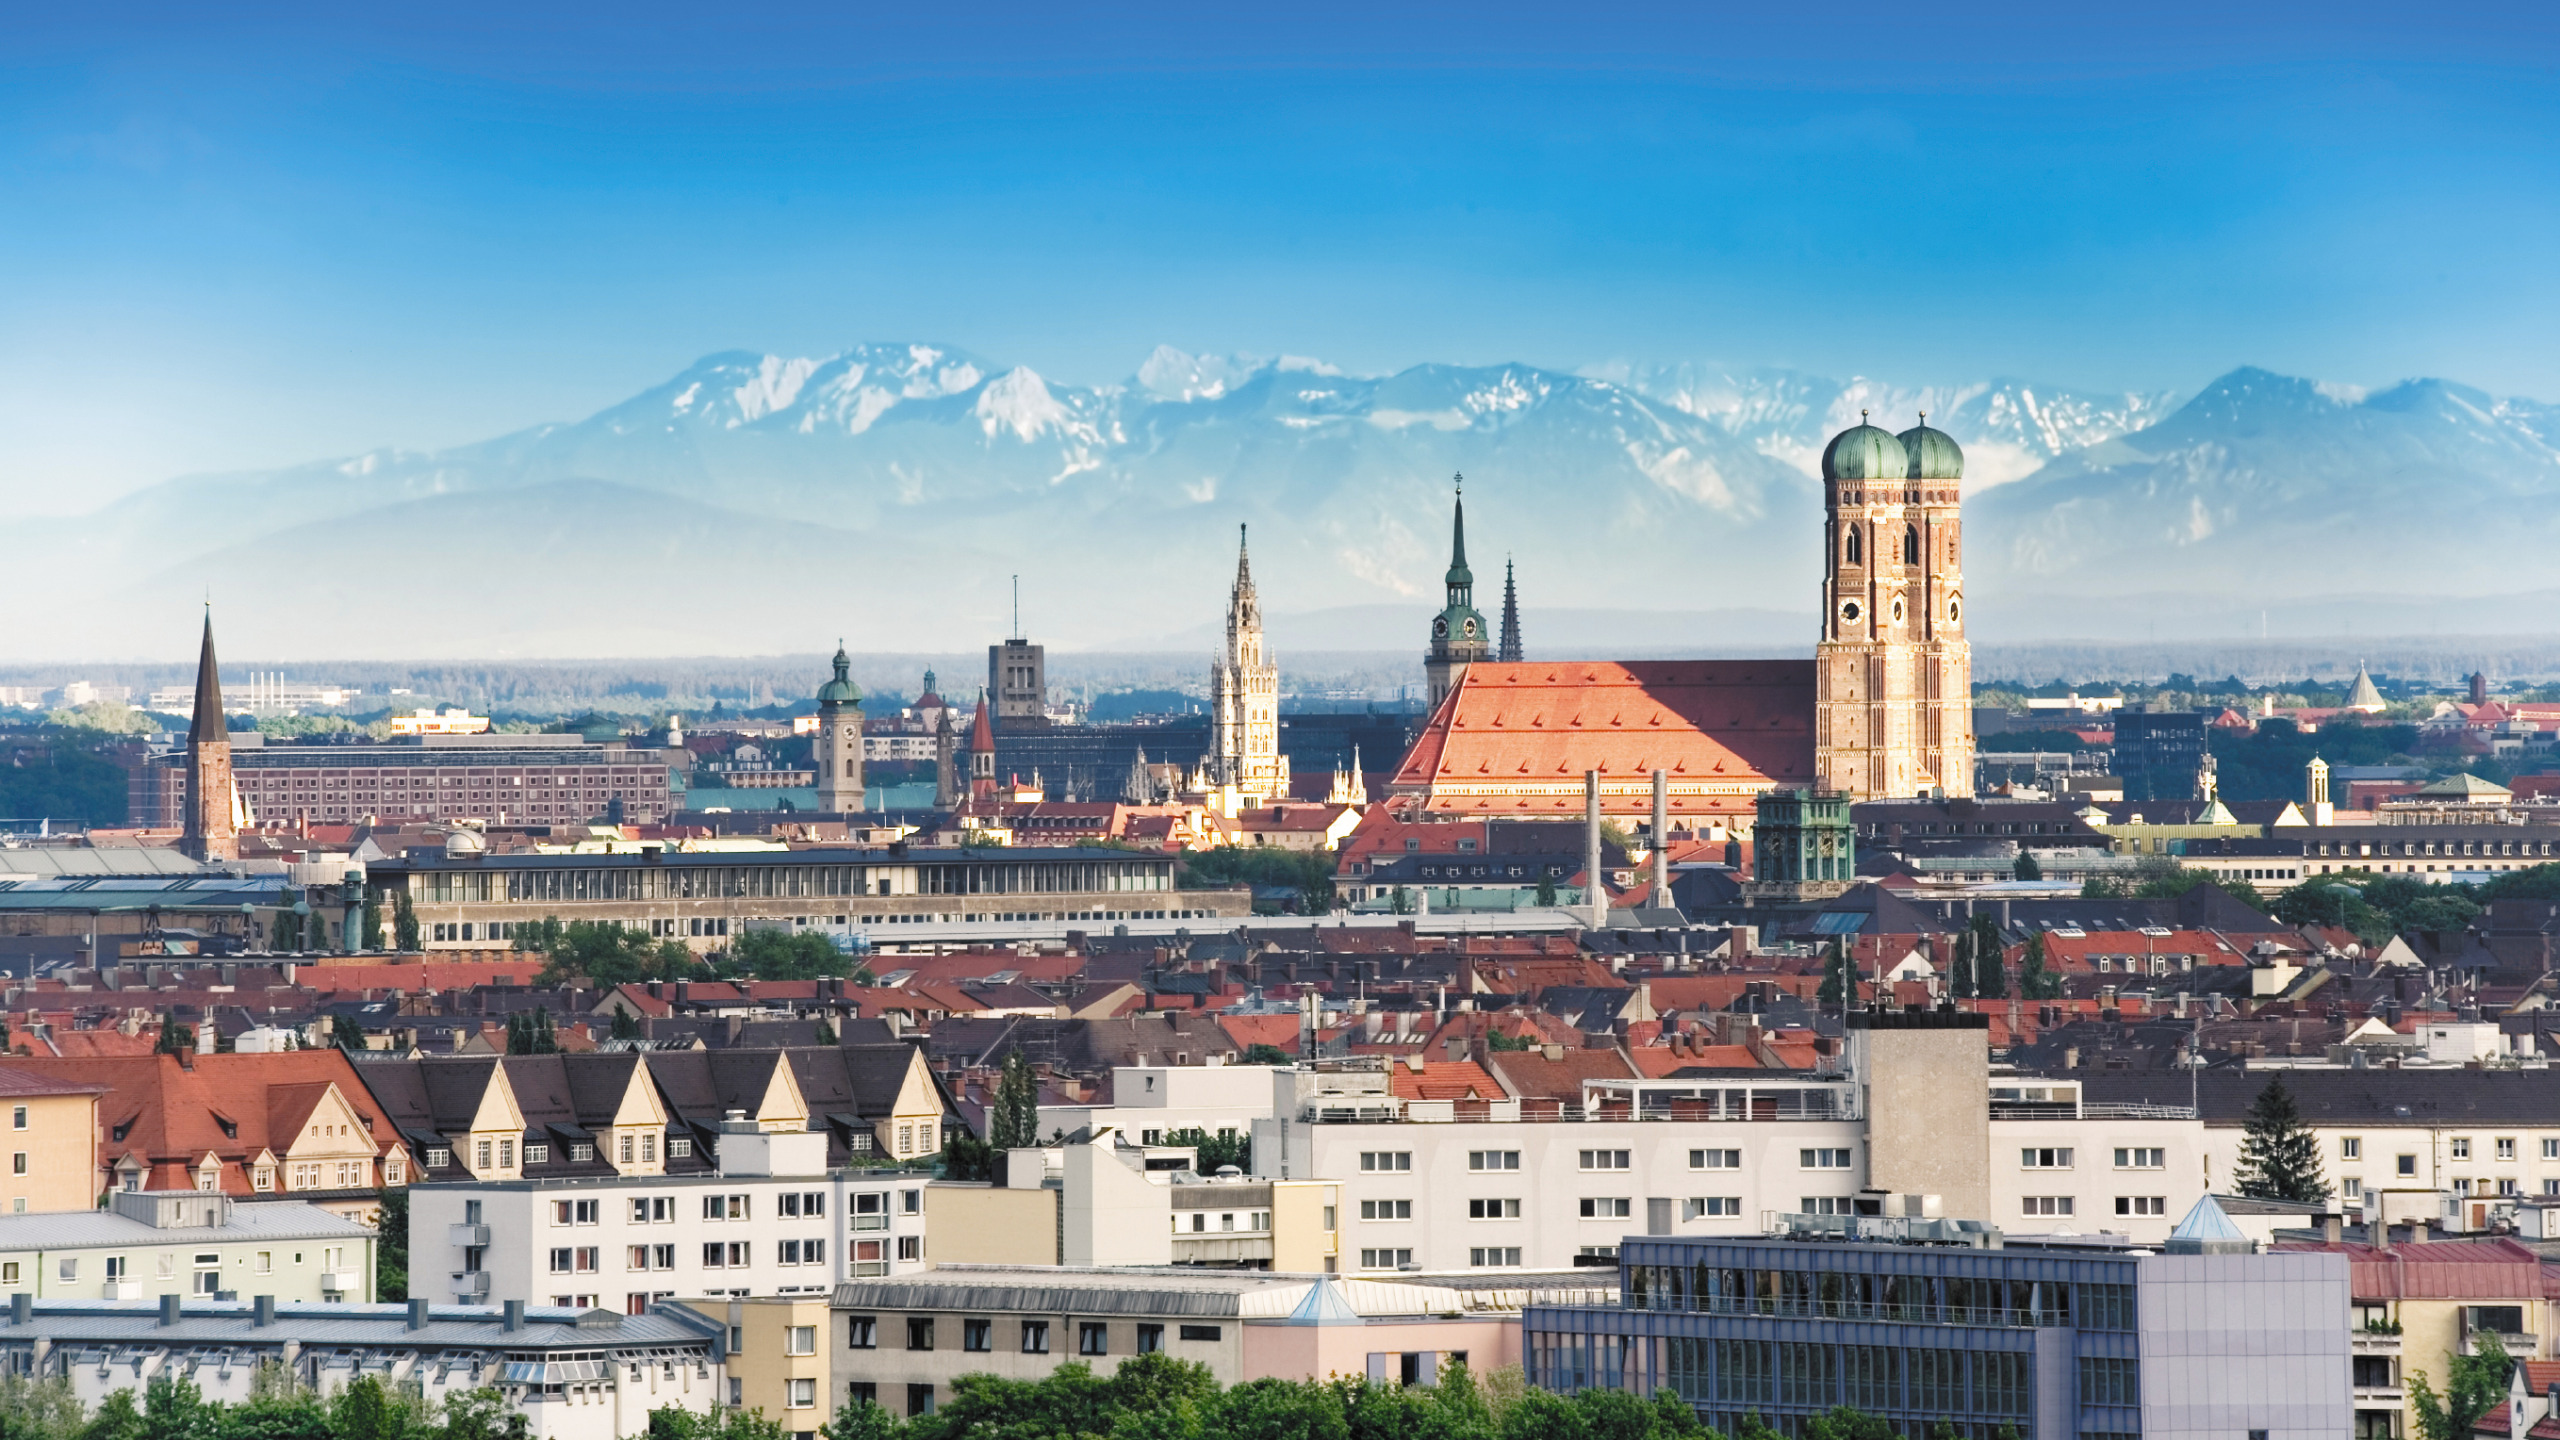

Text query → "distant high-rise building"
[812,643,864,815]
[1206,526,1289,804]
[988,580,1046,726]
[180,612,237,862]
[1812,413,1974,801]
[1497,557,1523,663]
[1423,478,1491,710]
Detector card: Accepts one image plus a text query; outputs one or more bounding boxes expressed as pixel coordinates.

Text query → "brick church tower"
[1813,413,1975,801]
[181,610,238,862]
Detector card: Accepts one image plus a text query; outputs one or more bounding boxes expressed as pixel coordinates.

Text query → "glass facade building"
[1524,1232,2349,1440]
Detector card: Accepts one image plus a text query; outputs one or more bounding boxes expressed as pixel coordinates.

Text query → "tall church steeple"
[1497,556,1523,663]
[1425,476,1491,709]
[181,608,238,862]
[1207,525,1287,804]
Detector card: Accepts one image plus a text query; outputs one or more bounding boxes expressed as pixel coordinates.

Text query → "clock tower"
[1425,478,1492,709]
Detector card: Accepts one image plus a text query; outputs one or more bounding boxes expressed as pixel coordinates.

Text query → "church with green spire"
[1424,476,1491,708]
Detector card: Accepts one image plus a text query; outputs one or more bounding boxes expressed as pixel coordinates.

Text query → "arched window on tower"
[1844,527,1861,566]
[1903,524,1920,565]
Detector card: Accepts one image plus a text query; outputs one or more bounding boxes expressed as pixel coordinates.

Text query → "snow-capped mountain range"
[18,348,2558,661]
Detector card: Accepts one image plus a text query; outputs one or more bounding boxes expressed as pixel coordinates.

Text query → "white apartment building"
[1985,1076,2209,1244]
[1039,1063,1286,1147]
[1254,1071,1867,1272]
[411,1123,932,1313]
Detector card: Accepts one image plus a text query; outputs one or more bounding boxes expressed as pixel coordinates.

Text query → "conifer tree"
[990,1052,1040,1150]
[2236,1076,2331,1202]
[1817,936,1851,1010]
[2018,932,2063,999]
[1948,929,1977,1000]
[1972,915,2009,999]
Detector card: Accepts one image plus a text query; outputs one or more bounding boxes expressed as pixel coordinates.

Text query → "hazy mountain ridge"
[1969,366,2560,597]
[15,349,2557,661]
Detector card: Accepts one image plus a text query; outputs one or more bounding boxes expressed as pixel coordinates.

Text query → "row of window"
[850,1316,1218,1354]
[21,1248,342,1285]
[1370,1148,1856,1174]
[2341,1136,2560,1162]
[2017,1148,2167,1171]
[2019,1197,2168,1217]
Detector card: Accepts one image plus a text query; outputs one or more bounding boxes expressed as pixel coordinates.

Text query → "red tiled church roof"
[1389,661,1815,818]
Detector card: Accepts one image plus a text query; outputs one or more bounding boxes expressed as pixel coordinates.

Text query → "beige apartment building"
[0,1068,107,1216]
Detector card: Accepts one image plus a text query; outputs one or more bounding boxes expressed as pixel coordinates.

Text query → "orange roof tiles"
[1388,661,1815,818]
[1389,1060,1503,1102]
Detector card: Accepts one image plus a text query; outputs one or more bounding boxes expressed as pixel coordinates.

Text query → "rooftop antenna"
[1011,576,1020,642]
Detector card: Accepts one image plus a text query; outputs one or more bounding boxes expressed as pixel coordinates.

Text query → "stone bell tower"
[1813,412,1974,801]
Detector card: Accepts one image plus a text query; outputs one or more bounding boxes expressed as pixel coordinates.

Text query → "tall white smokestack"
[1585,770,1606,930]
[1651,768,1669,906]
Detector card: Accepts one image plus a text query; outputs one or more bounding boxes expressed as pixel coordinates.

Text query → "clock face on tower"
[1462,618,1477,638]
[1433,617,1449,639]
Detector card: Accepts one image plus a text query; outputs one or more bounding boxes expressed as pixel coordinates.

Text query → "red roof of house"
[1388,1060,1503,1102]
[1389,661,1816,819]
[7,1052,398,1194]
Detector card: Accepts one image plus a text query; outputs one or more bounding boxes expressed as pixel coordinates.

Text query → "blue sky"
[2,2,2554,508]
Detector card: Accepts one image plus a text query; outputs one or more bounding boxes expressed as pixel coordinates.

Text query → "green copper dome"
[1819,421,1909,481]
[815,644,862,706]
[1896,421,1964,481]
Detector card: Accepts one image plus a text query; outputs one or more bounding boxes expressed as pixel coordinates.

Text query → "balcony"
[451,1271,491,1301]
[2353,1331,2403,1356]
[1172,1234,1276,1264]
[850,1215,889,1232]
[321,1271,362,1295]
[2354,1384,2407,1405]
[101,1282,146,1301]
[448,1223,490,1248]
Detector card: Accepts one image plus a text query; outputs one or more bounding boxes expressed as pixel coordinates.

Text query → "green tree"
[360,892,385,952]
[1178,847,1336,915]
[1163,1128,1251,1173]
[937,1132,997,1182]
[647,1406,788,1439]
[1817,936,1850,1009]
[375,1187,409,1303]
[332,1014,367,1051]
[820,1394,905,1440]
[1946,929,1976,1000]
[1971,915,2008,1000]
[2235,1076,2331,1202]
[2012,851,2042,882]
[2409,1332,2511,1440]
[520,918,698,988]
[153,1010,195,1056]
[440,1388,531,1440]
[505,1009,559,1056]
[270,908,302,953]
[610,1007,645,1042]
[392,891,422,952]
[814,1016,838,1046]
[1535,873,1558,907]
[725,929,859,982]
[989,1051,1040,1151]
[2016,933,2062,1000]
[1240,1043,1291,1066]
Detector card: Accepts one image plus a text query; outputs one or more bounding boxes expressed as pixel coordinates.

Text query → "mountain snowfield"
[15,348,2559,661]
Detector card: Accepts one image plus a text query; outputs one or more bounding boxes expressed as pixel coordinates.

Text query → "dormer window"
[426,1149,452,1169]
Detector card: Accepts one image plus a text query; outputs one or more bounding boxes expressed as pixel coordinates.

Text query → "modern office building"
[1525,1205,2350,1439]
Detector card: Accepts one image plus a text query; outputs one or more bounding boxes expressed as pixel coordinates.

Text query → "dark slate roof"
[2072,1066,2560,1125]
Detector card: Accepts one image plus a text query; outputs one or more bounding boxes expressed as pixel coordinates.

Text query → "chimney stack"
[1650,769,1669,905]
[1585,771,1606,930]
